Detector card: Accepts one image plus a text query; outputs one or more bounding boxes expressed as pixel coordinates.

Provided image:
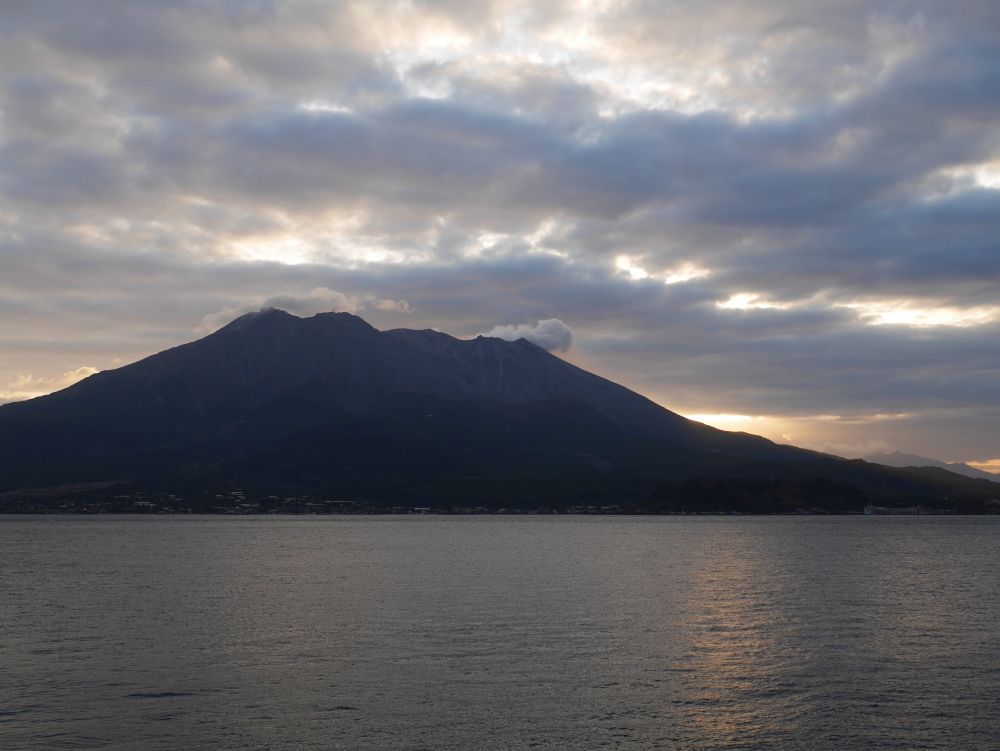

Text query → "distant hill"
[865,451,999,483]
[1,309,997,512]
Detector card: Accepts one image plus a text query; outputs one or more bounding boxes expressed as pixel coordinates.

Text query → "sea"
[2,515,999,750]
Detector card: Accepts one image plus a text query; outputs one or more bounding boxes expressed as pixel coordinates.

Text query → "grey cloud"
[0,142,131,206]
[482,319,573,352]
[0,75,107,142]
[407,60,605,135]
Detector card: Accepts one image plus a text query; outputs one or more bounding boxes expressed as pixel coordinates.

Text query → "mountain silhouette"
[864,451,998,483]
[1,310,995,511]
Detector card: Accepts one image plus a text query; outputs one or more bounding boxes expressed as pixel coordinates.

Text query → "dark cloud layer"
[1,0,999,464]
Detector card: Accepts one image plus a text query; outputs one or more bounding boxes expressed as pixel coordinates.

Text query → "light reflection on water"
[2,515,999,750]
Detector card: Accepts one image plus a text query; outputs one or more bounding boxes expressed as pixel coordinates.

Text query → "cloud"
[482,318,573,352]
[967,459,1000,475]
[0,366,99,404]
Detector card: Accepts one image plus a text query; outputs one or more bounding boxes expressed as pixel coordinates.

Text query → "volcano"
[1,309,994,511]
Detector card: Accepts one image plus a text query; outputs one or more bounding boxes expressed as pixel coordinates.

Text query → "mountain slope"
[864,451,999,483]
[0,310,995,510]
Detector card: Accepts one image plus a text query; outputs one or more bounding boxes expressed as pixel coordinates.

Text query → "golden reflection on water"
[670,523,796,747]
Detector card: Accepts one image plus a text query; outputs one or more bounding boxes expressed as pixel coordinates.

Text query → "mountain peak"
[308,310,378,333]
[215,308,381,337]
[218,307,299,333]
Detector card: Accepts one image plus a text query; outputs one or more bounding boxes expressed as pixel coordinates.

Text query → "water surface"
[3,515,999,749]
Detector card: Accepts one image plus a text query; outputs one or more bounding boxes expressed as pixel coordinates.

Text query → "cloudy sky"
[2,0,998,471]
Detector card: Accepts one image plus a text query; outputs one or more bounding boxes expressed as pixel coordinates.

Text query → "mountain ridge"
[864,451,998,483]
